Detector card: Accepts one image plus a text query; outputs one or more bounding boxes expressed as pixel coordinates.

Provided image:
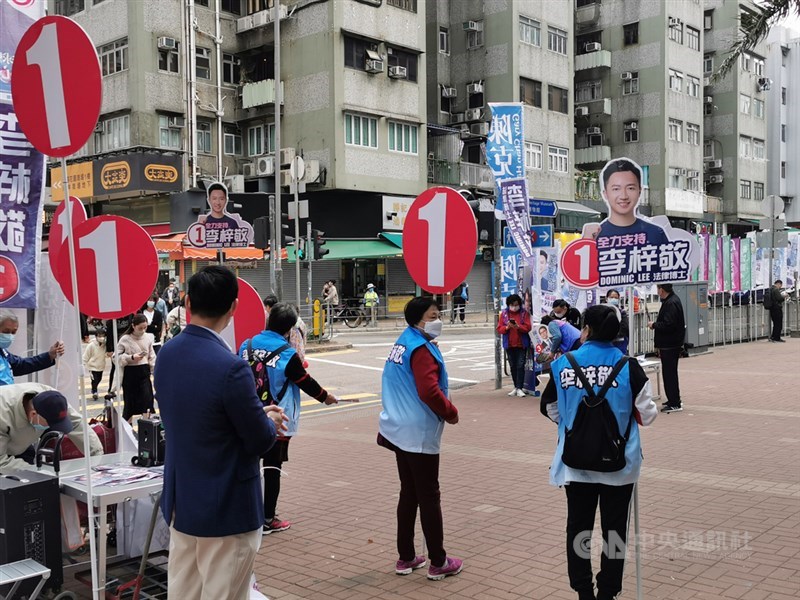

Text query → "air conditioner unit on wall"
[279,148,295,166]
[621,72,633,81]
[668,17,681,27]
[679,168,688,176]
[688,170,699,178]
[224,174,245,193]
[465,108,482,121]
[708,175,723,184]
[463,21,479,31]
[365,59,384,74]
[388,66,408,79]
[442,87,457,98]
[279,170,292,187]
[449,112,465,124]
[242,162,256,177]
[624,121,637,130]
[467,82,484,95]
[706,159,722,169]
[585,42,602,52]
[586,126,601,135]
[575,106,589,116]
[256,156,274,176]
[704,96,713,103]
[470,122,489,136]
[157,36,177,50]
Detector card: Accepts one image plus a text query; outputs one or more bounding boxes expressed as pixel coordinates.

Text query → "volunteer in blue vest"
[239,303,338,535]
[540,314,582,359]
[540,305,658,600]
[378,296,463,582]
[0,312,65,386]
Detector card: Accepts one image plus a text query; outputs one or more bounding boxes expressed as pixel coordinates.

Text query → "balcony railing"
[460,162,494,190]
[705,195,723,214]
[575,145,611,165]
[575,50,611,71]
[575,1,600,28]
[240,79,284,109]
[236,5,289,33]
[427,158,459,186]
[575,174,601,201]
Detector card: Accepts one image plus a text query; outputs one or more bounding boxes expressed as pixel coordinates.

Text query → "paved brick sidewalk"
[253,339,800,600]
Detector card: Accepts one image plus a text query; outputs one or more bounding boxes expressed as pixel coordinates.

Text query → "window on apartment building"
[739,135,752,157]
[387,0,417,12]
[247,125,264,156]
[344,36,379,71]
[782,87,787,105]
[548,146,569,173]
[623,22,639,46]
[753,98,764,119]
[196,47,211,80]
[575,80,602,103]
[158,115,182,149]
[623,121,639,143]
[740,93,751,115]
[221,0,241,15]
[668,18,683,43]
[781,161,787,178]
[519,16,541,46]
[740,52,751,72]
[686,26,700,50]
[345,113,378,148]
[740,179,751,199]
[440,93,452,113]
[197,122,212,154]
[622,71,639,95]
[468,88,484,109]
[388,121,418,154]
[686,122,700,145]
[704,9,713,30]
[548,26,568,55]
[703,100,713,116]
[223,53,240,85]
[753,139,765,159]
[95,114,130,152]
[548,85,568,114]
[55,0,84,15]
[98,38,128,77]
[520,78,542,107]
[223,127,242,156]
[668,118,682,142]
[525,142,543,169]
[387,47,418,82]
[158,42,180,74]
[439,27,450,54]
[754,182,765,201]
[466,21,484,49]
[687,75,700,97]
[669,69,684,92]
[704,54,714,74]
[781,124,787,142]
[703,140,714,158]
[195,0,209,6]
[753,57,764,76]
[687,174,700,191]
[668,168,682,188]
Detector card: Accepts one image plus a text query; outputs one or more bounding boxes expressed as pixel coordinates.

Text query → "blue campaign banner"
[498,178,533,260]
[0,102,45,308]
[499,248,522,302]
[486,103,524,217]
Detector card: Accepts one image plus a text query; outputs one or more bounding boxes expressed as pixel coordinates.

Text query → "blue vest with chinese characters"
[0,353,13,385]
[549,340,643,487]
[379,327,449,454]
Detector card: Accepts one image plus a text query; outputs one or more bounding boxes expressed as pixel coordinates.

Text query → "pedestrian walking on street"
[322,279,339,307]
[764,279,789,342]
[162,278,180,312]
[239,303,338,535]
[104,313,134,399]
[83,328,108,400]
[142,294,164,355]
[497,293,532,397]
[165,298,187,341]
[648,283,686,413]
[451,282,468,323]
[116,314,156,422]
[378,296,463,581]
[541,304,658,600]
[154,266,287,600]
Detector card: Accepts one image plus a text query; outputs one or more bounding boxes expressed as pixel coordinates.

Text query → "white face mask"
[423,319,443,339]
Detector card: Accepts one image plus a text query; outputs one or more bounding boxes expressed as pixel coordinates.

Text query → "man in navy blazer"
[154,266,287,600]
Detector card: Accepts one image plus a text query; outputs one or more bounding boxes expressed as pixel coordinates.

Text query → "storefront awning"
[287,239,403,262]
[557,201,601,215]
[153,233,264,261]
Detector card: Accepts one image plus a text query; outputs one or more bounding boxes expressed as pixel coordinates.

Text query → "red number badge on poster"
[561,238,600,289]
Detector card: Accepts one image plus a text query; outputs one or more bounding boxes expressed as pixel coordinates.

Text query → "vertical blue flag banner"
[499,248,521,303]
[0,101,45,308]
[486,103,525,218]
[498,178,533,261]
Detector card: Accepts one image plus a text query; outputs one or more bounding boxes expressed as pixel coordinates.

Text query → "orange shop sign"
[50,161,93,202]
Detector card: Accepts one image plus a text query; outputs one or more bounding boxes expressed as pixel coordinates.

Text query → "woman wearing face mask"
[497,294,532,397]
[604,289,629,355]
[117,314,156,422]
[142,294,164,355]
[378,296,463,582]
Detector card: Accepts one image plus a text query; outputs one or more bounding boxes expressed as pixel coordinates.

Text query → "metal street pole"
[273,6,283,300]
[293,156,302,307]
[494,213,502,390]
[307,222,313,304]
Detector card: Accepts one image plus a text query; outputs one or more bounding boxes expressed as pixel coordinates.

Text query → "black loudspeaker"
[133,415,165,468]
[0,470,63,595]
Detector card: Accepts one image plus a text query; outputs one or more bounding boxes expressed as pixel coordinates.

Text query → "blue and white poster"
[499,248,521,303]
[486,103,525,218]
[498,178,533,261]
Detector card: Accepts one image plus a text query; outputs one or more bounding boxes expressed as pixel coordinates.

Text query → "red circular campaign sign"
[560,238,600,289]
[0,257,20,303]
[220,278,267,351]
[57,216,159,319]
[49,196,87,295]
[11,15,102,157]
[403,187,478,294]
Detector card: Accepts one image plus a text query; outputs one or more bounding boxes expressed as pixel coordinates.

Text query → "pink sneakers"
[262,518,291,535]
[395,555,426,575]
[426,556,464,581]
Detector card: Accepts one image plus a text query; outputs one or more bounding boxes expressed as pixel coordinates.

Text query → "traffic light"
[254,216,269,250]
[312,229,329,259]
[297,237,306,261]
[280,212,292,247]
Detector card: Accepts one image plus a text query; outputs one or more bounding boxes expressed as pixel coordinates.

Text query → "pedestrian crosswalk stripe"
[300,393,376,407]
[302,399,381,415]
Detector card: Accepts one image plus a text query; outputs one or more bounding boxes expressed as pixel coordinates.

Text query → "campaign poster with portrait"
[187,181,254,249]
[576,157,700,289]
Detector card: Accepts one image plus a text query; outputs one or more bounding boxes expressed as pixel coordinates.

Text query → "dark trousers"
[659,347,681,407]
[394,449,446,567]
[565,482,634,597]
[452,298,466,322]
[263,439,289,521]
[108,362,116,392]
[90,370,103,394]
[507,347,527,389]
[770,306,784,340]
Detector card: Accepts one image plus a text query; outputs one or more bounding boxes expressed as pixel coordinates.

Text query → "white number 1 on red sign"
[418,192,447,288]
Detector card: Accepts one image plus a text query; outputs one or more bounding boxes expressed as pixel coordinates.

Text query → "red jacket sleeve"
[410,346,458,421]
[496,311,509,334]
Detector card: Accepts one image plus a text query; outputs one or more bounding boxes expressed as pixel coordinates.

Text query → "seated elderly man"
[0,383,103,472]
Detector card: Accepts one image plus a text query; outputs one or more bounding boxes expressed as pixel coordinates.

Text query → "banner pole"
[60,160,101,600]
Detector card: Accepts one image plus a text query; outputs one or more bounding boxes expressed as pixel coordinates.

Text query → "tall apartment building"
[703,0,769,232]
[765,26,799,225]
[573,0,706,229]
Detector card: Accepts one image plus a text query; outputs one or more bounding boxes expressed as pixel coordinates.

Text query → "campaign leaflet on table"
[583,157,699,288]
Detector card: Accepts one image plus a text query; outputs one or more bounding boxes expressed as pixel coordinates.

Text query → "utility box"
[672,281,709,349]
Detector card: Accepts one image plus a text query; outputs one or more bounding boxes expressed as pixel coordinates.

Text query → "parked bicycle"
[326,301,367,328]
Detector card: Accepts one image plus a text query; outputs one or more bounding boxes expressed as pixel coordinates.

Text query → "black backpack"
[243,339,291,405]
[561,354,632,473]
[762,289,773,309]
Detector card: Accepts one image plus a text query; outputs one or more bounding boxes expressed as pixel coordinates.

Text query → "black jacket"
[652,292,685,349]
